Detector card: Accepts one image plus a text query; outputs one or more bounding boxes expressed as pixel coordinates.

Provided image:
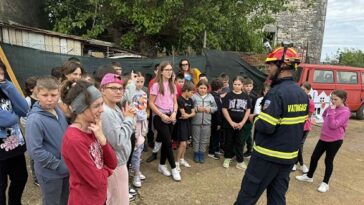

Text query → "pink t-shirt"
[304,99,315,131]
[150,81,176,113]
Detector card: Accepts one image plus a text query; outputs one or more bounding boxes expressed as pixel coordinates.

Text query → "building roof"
[0,21,130,53]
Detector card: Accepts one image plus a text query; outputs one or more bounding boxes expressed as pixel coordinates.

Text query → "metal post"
[203,30,207,48]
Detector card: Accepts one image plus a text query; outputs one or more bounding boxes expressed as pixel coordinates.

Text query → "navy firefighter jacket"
[253,77,309,165]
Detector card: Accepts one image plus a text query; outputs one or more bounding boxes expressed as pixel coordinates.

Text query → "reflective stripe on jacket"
[252,77,309,164]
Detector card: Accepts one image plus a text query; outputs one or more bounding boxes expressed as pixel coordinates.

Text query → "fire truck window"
[336,71,357,84]
[362,73,364,84]
[313,70,333,83]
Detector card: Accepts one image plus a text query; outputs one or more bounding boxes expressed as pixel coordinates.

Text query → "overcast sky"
[320,0,364,61]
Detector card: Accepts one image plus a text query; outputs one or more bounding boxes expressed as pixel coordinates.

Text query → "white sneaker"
[129,188,137,196]
[296,174,313,183]
[292,164,297,171]
[317,182,329,193]
[158,164,171,176]
[301,164,309,173]
[129,193,136,201]
[153,142,162,153]
[236,162,247,170]
[180,159,191,168]
[171,168,181,181]
[140,173,146,180]
[223,158,231,168]
[175,162,181,172]
[133,176,141,188]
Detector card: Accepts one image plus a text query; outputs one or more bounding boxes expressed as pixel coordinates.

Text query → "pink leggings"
[106,164,129,205]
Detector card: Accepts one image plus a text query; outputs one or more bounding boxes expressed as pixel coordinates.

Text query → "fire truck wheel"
[356,104,364,120]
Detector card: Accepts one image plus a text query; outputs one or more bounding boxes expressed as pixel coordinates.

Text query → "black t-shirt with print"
[0,88,8,100]
[222,91,252,123]
[0,87,26,160]
[177,96,193,120]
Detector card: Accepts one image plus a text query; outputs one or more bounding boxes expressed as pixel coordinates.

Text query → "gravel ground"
[20,118,364,205]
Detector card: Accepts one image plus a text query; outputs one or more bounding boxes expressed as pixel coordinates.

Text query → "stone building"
[266,0,328,63]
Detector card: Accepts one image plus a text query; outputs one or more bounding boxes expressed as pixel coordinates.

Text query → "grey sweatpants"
[36,174,69,205]
[192,125,211,153]
[131,144,144,174]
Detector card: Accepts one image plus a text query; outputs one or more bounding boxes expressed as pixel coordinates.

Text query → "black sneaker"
[146,153,157,163]
[243,151,252,158]
[208,153,220,160]
[143,143,148,152]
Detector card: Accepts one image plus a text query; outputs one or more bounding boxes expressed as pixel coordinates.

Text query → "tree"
[338,49,364,67]
[44,0,290,56]
[324,49,364,67]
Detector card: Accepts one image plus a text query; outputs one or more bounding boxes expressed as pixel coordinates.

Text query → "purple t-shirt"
[150,81,175,113]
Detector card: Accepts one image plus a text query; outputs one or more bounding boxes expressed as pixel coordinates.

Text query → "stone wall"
[273,0,328,63]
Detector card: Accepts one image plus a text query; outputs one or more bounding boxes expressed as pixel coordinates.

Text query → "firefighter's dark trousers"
[234,155,293,205]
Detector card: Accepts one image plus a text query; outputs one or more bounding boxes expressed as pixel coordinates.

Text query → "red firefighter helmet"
[265,47,301,66]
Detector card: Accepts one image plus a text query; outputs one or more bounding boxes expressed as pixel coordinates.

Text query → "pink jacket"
[320,106,351,142]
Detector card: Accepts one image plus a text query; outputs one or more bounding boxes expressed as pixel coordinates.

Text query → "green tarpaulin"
[1,43,267,93]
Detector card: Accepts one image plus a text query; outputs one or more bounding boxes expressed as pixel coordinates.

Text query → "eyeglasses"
[181,64,189,66]
[106,87,124,92]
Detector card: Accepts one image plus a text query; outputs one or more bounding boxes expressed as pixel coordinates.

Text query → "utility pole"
[203,30,207,48]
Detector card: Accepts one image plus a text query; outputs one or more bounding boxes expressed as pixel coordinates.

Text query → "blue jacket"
[0,80,28,160]
[26,102,69,179]
[253,77,309,165]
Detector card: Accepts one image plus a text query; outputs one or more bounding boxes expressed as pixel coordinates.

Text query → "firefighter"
[234,44,309,205]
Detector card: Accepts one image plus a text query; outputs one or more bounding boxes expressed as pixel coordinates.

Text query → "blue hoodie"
[26,102,69,179]
[0,80,28,160]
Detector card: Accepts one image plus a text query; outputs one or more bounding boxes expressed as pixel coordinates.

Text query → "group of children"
[0,57,352,205]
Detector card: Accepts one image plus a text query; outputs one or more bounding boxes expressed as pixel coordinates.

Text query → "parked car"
[294,64,364,120]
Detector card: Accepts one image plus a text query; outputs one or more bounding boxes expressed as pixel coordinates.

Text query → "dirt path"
[21,119,364,205]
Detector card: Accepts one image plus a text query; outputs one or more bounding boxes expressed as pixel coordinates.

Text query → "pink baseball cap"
[100,73,124,86]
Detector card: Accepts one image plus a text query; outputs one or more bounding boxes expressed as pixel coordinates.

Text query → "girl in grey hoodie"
[191,80,217,163]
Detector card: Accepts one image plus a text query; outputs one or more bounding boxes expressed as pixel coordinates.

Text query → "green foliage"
[44,0,288,55]
[325,49,364,67]
[337,49,364,67]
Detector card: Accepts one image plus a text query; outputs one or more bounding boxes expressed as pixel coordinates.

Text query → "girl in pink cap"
[99,73,136,205]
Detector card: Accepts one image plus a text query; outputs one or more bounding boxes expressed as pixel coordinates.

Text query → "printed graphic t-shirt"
[0,89,26,160]
[222,91,251,123]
